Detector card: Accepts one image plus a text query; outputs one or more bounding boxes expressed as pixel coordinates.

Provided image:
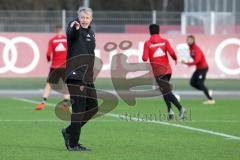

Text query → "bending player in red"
[181,35,215,105]
[35,25,70,110]
[142,24,186,120]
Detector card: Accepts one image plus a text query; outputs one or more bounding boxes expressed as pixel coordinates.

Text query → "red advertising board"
[0,32,239,78]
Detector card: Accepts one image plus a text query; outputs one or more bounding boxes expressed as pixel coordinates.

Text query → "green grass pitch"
[0,98,240,160]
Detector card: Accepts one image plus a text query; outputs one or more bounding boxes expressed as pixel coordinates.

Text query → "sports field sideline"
[1,78,239,99]
[0,78,239,90]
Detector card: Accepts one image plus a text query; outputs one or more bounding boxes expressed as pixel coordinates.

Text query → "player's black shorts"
[47,68,66,84]
[155,74,172,94]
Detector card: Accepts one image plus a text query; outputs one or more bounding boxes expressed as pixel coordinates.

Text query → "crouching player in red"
[181,35,215,105]
[142,24,186,120]
[35,25,70,110]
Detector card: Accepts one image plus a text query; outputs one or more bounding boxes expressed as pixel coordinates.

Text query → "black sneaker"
[168,109,175,120]
[68,144,91,152]
[61,128,70,150]
[179,107,186,120]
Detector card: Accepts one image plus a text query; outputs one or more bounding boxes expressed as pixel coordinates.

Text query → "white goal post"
[181,12,235,35]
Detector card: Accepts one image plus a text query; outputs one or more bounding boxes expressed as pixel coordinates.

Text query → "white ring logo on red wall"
[0,36,40,74]
[215,38,240,75]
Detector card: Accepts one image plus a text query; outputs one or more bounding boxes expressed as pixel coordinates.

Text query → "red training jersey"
[47,35,67,68]
[142,34,177,76]
[184,44,208,69]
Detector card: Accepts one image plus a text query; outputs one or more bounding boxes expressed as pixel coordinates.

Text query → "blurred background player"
[142,24,186,120]
[35,25,70,110]
[181,35,215,105]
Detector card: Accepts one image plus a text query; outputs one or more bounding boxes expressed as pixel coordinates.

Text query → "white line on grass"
[12,97,240,141]
[0,119,122,122]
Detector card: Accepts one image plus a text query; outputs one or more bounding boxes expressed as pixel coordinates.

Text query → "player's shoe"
[35,103,46,110]
[68,144,91,152]
[61,128,70,150]
[209,90,213,97]
[179,107,186,120]
[58,100,72,112]
[203,100,215,105]
[168,109,175,120]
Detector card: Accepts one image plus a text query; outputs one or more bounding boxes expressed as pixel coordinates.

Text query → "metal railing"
[0,10,239,33]
[0,10,181,32]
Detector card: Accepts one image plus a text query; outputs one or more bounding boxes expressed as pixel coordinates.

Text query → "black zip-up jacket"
[65,20,96,84]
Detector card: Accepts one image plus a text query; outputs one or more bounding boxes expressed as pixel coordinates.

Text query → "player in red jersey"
[181,35,215,105]
[35,25,70,110]
[142,24,186,120]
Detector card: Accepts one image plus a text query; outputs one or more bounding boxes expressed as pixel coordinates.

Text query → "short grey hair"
[77,6,93,17]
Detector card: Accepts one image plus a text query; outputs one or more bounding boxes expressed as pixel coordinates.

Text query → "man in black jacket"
[61,6,98,152]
